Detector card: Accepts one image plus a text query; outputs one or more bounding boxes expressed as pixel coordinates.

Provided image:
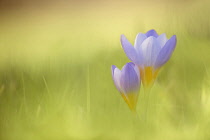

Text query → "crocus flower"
[121,29,177,87]
[111,62,140,111]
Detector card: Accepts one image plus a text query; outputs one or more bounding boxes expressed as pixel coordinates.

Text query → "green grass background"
[0,0,210,139]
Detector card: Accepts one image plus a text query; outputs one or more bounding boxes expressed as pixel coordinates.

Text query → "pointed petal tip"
[146,29,156,32]
[123,62,136,72]
[120,35,140,64]
[120,34,130,47]
[111,65,116,75]
[134,33,147,49]
[169,35,177,46]
[111,65,116,70]
[120,34,126,41]
[127,62,135,67]
[148,29,156,32]
[157,33,168,47]
[171,35,177,42]
[154,34,177,68]
[172,34,177,39]
[145,29,159,37]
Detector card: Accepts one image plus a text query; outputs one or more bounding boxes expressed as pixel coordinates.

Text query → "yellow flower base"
[121,93,138,112]
[140,67,159,88]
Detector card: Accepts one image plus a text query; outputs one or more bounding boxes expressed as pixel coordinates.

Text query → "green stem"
[144,87,151,124]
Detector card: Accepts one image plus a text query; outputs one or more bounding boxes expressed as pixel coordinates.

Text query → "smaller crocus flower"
[121,29,177,88]
[111,62,140,112]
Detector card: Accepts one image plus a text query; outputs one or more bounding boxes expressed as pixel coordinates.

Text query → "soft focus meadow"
[0,0,210,139]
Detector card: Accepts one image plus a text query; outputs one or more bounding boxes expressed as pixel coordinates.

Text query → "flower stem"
[144,87,151,124]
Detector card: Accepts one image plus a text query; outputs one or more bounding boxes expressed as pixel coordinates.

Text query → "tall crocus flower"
[121,29,177,87]
[111,62,140,112]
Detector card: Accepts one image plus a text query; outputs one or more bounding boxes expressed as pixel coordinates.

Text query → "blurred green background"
[0,0,210,139]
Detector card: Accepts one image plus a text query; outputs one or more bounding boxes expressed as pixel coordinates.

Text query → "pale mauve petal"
[134,33,147,49]
[113,67,122,93]
[140,36,161,66]
[154,35,177,69]
[120,63,140,93]
[145,29,158,37]
[121,35,139,64]
[157,33,168,48]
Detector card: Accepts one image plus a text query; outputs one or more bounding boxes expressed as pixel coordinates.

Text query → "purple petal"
[145,29,158,37]
[127,62,135,67]
[157,33,168,48]
[140,36,161,66]
[120,63,140,93]
[111,65,116,79]
[134,33,147,49]
[121,35,139,64]
[111,66,123,93]
[133,63,140,82]
[154,35,177,69]
[127,62,140,81]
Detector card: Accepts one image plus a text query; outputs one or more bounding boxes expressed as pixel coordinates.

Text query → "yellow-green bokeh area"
[1,0,210,139]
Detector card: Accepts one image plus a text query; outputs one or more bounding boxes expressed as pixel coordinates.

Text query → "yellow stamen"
[121,93,138,112]
[140,67,159,88]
